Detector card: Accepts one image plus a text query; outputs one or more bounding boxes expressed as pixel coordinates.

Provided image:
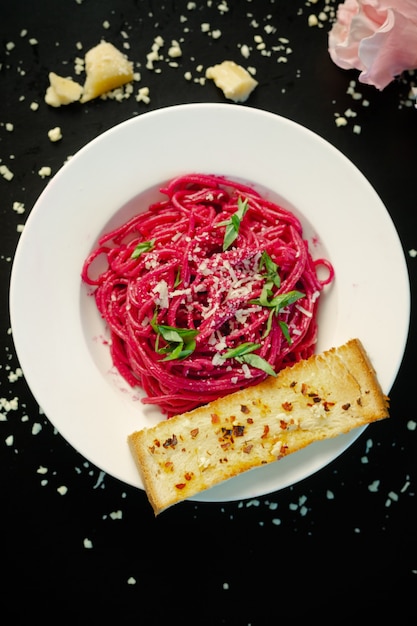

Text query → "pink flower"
[328,0,417,90]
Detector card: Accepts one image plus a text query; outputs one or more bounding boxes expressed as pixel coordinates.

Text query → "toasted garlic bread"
[128,339,389,515]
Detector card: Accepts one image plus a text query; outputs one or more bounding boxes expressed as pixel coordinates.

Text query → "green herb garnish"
[259,250,281,289]
[251,253,305,345]
[218,197,249,251]
[278,320,292,344]
[254,289,305,312]
[151,313,199,361]
[253,288,304,345]
[223,342,276,377]
[131,238,155,259]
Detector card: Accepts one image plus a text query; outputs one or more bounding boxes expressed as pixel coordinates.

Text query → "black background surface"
[1,1,416,623]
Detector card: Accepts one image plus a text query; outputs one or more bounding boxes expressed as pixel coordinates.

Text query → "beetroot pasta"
[82,173,334,417]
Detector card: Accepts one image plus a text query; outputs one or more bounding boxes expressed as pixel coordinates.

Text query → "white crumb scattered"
[136,86,150,103]
[0,164,14,181]
[31,422,42,435]
[368,480,380,493]
[335,115,348,127]
[38,166,52,178]
[12,202,25,214]
[48,126,62,142]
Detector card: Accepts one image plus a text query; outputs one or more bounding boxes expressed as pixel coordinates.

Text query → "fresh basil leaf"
[260,251,281,288]
[262,310,274,339]
[151,318,199,361]
[157,326,184,344]
[222,197,249,251]
[160,343,184,361]
[174,268,182,287]
[256,282,274,307]
[269,290,304,312]
[156,325,198,343]
[222,342,276,376]
[237,353,277,377]
[131,238,155,259]
[252,289,304,312]
[279,320,292,344]
[223,342,260,359]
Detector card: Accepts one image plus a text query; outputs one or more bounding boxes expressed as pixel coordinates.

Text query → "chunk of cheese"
[44,72,83,107]
[205,60,258,103]
[80,41,134,103]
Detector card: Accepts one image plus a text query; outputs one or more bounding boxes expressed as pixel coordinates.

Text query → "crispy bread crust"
[128,339,389,514]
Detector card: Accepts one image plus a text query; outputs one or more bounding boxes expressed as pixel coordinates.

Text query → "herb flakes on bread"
[128,339,389,515]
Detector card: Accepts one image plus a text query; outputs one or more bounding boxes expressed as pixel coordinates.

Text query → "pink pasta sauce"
[82,174,334,417]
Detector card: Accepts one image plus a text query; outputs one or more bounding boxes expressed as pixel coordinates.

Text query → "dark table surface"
[1,1,416,622]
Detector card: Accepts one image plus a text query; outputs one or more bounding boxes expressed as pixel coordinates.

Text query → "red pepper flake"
[175,483,186,490]
[163,434,178,448]
[280,419,287,430]
[232,424,245,437]
[221,427,233,439]
[261,425,269,438]
[277,444,289,459]
[211,413,220,424]
[282,401,293,411]
[290,381,297,388]
[243,444,253,454]
[184,472,194,481]
[190,428,199,438]
[154,439,161,447]
[323,401,335,412]
[342,403,351,410]
[240,404,250,414]
[301,383,308,395]
[247,417,254,424]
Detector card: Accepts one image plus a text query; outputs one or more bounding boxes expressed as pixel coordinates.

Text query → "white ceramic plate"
[10,103,410,502]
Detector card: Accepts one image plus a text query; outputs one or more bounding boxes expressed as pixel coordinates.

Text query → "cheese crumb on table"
[45,72,83,107]
[47,126,63,142]
[44,42,134,106]
[205,60,258,102]
[38,166,52,178]
[12,201,25,214]
[81,41,134,103]
[0,164,14,181]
